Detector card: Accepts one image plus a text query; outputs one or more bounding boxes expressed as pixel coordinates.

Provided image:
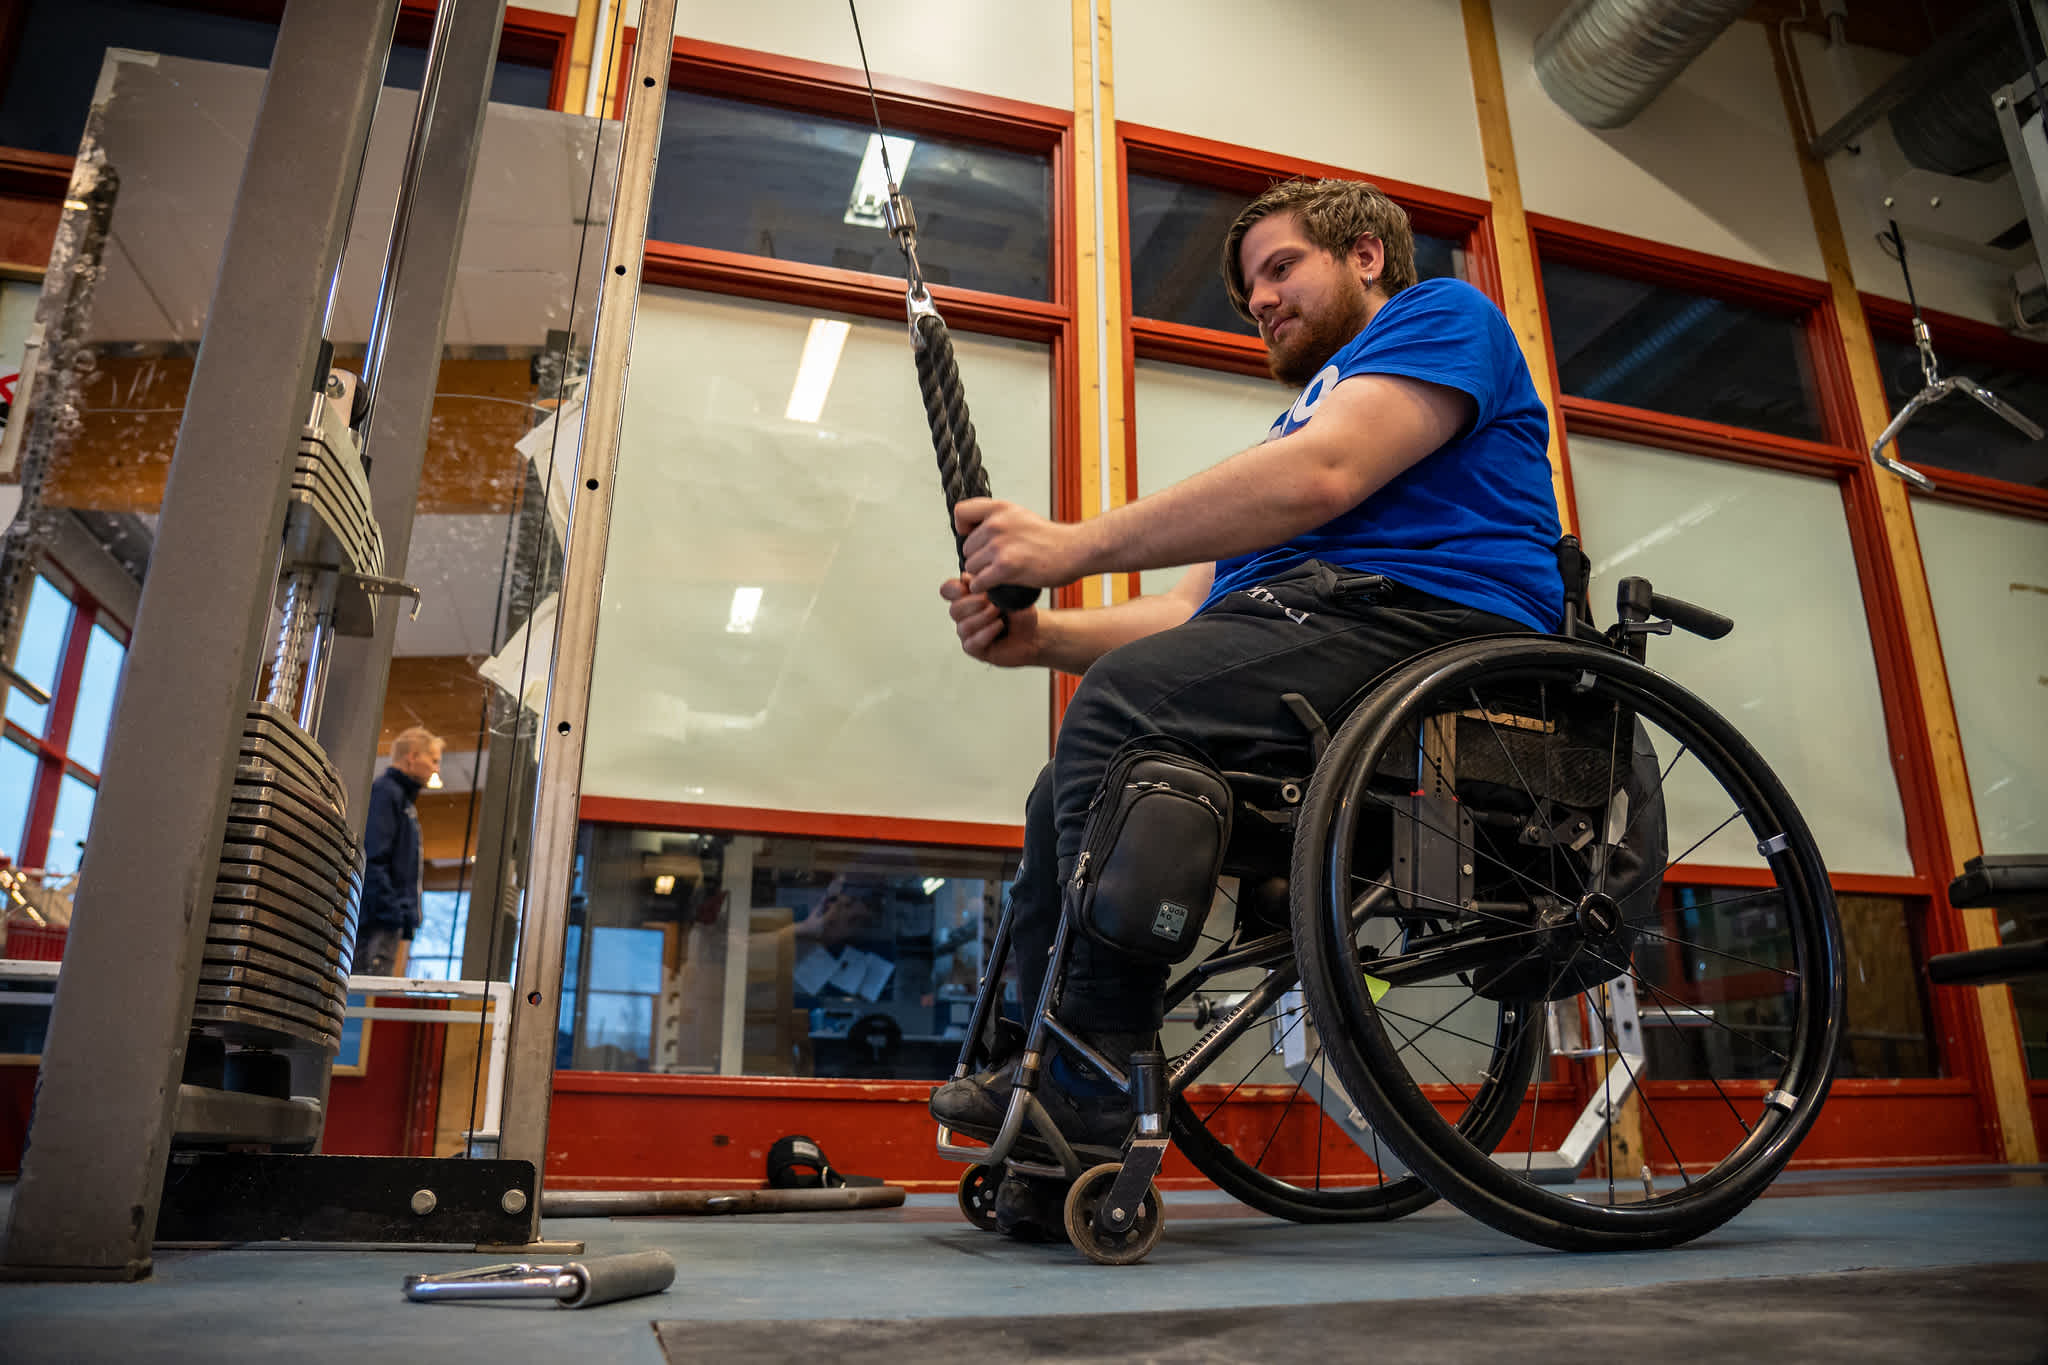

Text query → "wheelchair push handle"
[1616,577,1733,641]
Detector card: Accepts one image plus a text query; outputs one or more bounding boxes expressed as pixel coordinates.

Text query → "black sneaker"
[928,1057,1019,1140]
[993,1174,1066,1241]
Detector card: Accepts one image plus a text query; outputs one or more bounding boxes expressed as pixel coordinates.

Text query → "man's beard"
[1266,273,1371,388]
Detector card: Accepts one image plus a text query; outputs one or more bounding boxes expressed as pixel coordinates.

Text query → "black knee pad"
[1068,741,1233,963]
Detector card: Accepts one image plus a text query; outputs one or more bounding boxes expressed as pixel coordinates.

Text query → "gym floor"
[1,1167,2045,1362]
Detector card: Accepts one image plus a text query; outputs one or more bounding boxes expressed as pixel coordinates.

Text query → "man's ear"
[1352,233,1386,287]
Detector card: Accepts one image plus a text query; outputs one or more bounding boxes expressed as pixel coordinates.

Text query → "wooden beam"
[1070,0,1127,607]
[1461,0,1576,536]
[1768,29,2039,1165]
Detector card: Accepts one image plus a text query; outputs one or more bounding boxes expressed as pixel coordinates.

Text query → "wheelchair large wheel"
[1165,910,1544,1224]
[1291,636,1844,1252]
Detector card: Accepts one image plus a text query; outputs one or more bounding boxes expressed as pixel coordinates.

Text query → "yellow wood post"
[1460,0,1574,535]
[561,0,604,117]
[1765,32,2037,1164]
[1071,0,1128,607]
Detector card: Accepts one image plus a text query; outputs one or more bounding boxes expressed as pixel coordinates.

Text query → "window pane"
[585,288,1050,825]
[1912,499,2048,855]
[5,576,73,737]
[0,0,553,159]
[570,826,1017,1079]
[408,889,469,982]
[41,774,95,878]
[1638,887,1934,1080]
[1132,358,1291,595]
[1570,435,1912,876]
[1542,257,1823,441]
[0,0,274,155]
[380,42,553,111]
[648,91,1052,300]
[0,739,35,864]
[1873,334,2048,489]
[1126,174,1465,336]
[64,624,125,776]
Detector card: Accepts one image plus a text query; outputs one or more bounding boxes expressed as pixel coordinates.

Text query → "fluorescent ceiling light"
[844,133,915,227]
[426,771,444,790]
[784,318,850,423]
[922,876,946,895]
[726,585,764,634]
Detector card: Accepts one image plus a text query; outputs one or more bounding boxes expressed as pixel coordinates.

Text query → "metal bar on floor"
[495,0,679,1242]
[0,0,403,1280]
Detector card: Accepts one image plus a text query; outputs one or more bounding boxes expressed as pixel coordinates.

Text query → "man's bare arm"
[957,374,1474,591]
[943,562,1215,676]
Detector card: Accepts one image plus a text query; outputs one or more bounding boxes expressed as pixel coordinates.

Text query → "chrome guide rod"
[495,0,678,1242]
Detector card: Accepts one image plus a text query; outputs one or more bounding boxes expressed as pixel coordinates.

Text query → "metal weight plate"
[193,981,340,1040]
[194,980,342,1041]
[202,937,349,998]
[217,840,356,911]
[199,960,345,1025]
[223,817,359,893]
[206,919,352,982]
[189,1003,326,1052]
[204,903,351,972]
[209,884,350,959]
[212,862,352,935]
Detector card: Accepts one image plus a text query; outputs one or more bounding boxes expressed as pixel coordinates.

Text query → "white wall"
[1114,0,1488,201]
[1498,0,1822,277]
[662,0,1073,112]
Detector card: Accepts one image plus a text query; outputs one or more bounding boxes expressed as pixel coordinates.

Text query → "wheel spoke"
[1467,685,1591,900]
[1629,924,1800,979]
[1581,944,1788,1064]
[1254,1042,1321,1171]
[1197,999,1308,1124]
[1591,985,1694,1190]
[1595,694,1622,902]
[1363,788,1584,912]
[1618,810,1745,912]
[1633,972,1756,1141]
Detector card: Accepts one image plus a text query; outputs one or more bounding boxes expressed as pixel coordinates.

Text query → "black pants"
[1007,561,1529,1035]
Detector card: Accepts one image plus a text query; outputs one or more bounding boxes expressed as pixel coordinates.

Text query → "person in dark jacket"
[352,726,443,977]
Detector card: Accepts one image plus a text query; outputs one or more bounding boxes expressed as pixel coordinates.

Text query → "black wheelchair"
[936,538,1846,1263]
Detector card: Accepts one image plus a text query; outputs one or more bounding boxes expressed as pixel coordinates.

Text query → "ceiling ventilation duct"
[1534,0,1751,129]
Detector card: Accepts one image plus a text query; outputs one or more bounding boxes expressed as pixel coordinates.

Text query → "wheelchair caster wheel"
[956,1165,1002,1232]
[1063,1161,1163,1265]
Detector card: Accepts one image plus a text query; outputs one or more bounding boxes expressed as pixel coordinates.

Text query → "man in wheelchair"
[932,177,1564,1197]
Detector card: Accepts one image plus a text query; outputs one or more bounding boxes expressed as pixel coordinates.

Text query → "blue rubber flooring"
[1,1169,2044,1363]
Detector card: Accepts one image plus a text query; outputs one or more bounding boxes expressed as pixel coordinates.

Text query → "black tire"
[1291,636,1844,1252]
[1165,919,1542,1224]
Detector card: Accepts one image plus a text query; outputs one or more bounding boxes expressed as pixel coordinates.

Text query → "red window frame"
[1113,121,1503,603]
[1523,216,2015,1129]
[2,562,127,872]
[573,34,1076,854]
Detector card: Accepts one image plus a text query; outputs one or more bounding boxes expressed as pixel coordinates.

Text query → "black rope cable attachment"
[848,0,1038,613]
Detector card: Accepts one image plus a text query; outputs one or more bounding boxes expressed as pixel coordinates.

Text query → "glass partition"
[0,49,624,1155]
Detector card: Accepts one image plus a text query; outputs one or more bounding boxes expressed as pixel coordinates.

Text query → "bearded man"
[929,178,1561,1166]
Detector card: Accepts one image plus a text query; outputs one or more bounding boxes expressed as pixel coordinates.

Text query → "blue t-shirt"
[1200,277,1562,631]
